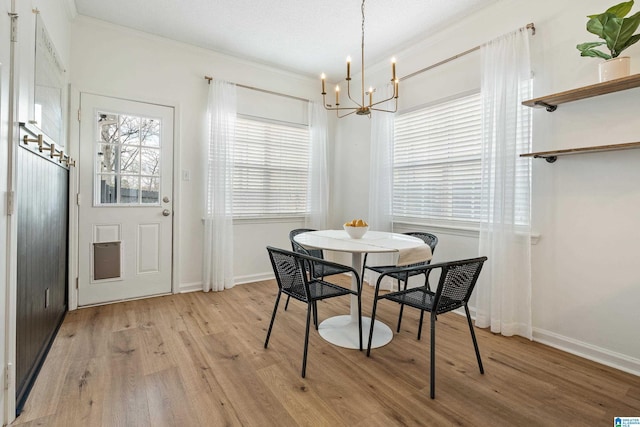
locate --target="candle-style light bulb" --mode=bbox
[346,56,352,80]
[335,85,340,105]
[391,57,397,80]
[369,86,373,106]
[321,73,326,94]
[394,78,399,98]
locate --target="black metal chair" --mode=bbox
[265,246,363,378]
[362,232,438,338]
[285,228,352,312]
[366,256,487,399]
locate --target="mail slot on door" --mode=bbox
[93,241,121,280]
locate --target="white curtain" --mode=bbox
[366,84,395,288]
[475,28,533,338]
[306,101,329,229]
[202,80,237,292]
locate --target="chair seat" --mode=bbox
[383,287,463,314]
[285,279,355,303]
[312,263,350,278]
[367,264,427,280]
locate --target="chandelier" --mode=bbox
[321,0,398,118]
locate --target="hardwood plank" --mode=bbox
[169,329,243,426]
[12,283,640,426]
[102,328,151,426]
[145,367,200,427]
[47,356,107,427]
[198,330,298,426]
[257,363,344,426]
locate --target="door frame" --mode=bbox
[68,88,181,309]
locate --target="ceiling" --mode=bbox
[73,0,499,79]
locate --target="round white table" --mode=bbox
[293,230,426,349]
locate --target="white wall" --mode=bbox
[70,18,322,290]
[334,0,640,374]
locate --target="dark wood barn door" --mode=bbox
[15,125,69,413]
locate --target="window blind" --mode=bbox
[393,92,483,223]
[233,116,309,217]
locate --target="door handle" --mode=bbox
[162,209,171,216]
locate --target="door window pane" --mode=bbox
[141,148,160,175]
[121,146,141,174]
[141,177,160,204]
[119,116,141,145]
[98,175,117,204]
[120,176,140,204]
[141,118,160,147]
[98,144,117,173]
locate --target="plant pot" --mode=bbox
[599,57,630,82]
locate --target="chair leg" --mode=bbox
[357,291,363,351]
[430,312,436,399]
[284,295,290,311]
[264,292,282,348]
[366,297,379,356]
[417,309,425,340]
[465,305,484,374]
[396,278,405,333]
[361,253,369,285]
[302,304,312,378]
[312,301,318,330]
[418,273,433,340]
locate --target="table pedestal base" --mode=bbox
[318,315,393,349]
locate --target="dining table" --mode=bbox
[293,229,431,349]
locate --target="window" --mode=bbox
[233,116,309,218]
[95,112,161,205]
[393,92,482,224]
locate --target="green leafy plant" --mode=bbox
[577,0,640,59]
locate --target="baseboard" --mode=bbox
[179,282,202,293]
[462,307,640,377]
[234,272,273,285]
[179,273,274,293]
[532,328,640,377]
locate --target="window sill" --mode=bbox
[393,219,540,244]
[394,219,480,238]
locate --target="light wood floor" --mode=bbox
[12,279,640,426]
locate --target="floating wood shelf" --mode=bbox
[520,141,640,163]
[522,73,640,112]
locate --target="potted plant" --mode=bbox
[576,0,640,81]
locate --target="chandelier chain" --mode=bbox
[361,0,366,106]
[361,0,365,53]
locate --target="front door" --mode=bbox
[78,94,174,306]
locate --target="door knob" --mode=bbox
[163,196,170,203]
[162,209,171,216]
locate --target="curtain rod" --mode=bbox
[204,76,309,103]
[400,23,535,82]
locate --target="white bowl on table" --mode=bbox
[343,225,369,239]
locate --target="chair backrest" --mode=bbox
[400,232,438,268]
[289,228,323,259]
[405,232,438,254]
[432,257,487,314]
[266,246,310,301]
